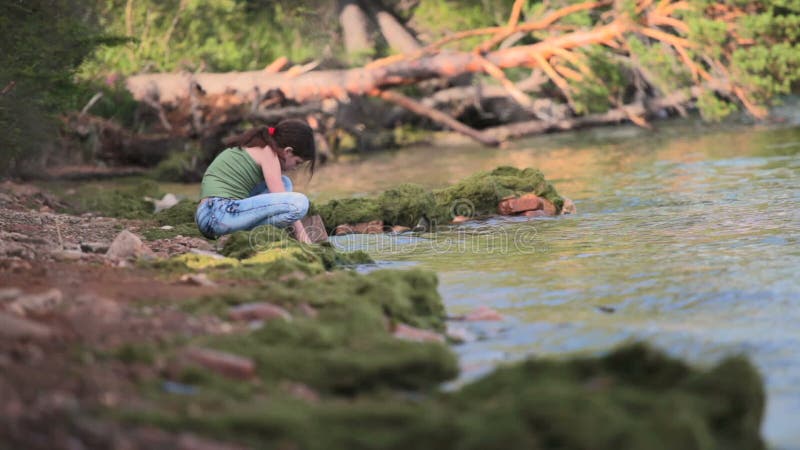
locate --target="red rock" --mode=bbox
[300,214,329,243]
[497,193,543,215]
[462,306,503,322]
[228,302,291,322]
[183,347,255,380]
[541,199,557,216]
[451,215,470,224]
[390,225,411,233]
[520,210,547,217]
[334,220,384,235]
[392,323,445,343]
[0,312,53,340]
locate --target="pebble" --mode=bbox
[0,312,53,339]
[183,347,256,380]
[180,273,218,287]
[459,306,503,322]
[228,302,291,322]
[392,323,445,343]
[11,288,63,314]
[105,230,154,260]
[451,215,470,224]
[0,288,22,302]
[80,242,110,253]
[52,249,83,261]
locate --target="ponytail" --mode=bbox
[223,119,316,177]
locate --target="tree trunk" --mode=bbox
[361,1,421,54]
[338,0,373,56]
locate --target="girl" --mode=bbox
[195,119,316,243]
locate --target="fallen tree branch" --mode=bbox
[373,89,501,147]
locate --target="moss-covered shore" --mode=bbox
[33,167,767,449]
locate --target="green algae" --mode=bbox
[313,166,565,232]
[124,343,765,450]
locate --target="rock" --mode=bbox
[296,302,318,318]
[445,324,476,344]
[392,323,445,343]
[560,197,577,215]
[160,225,174,230]
[180,273,218,287]
[183,347,256,380]
[228,302,291,322]
[282,382,320,403]
[334,220,384,235]
[105,230,154,260]
[460,306,503,322]
[52,249,83,261]
[497,193,543,215]
[69,294,123,324]
[300,214,329,243]
[451,215,470,224]
[11,288,63,314]
[541,198,557,216]
[0,312,53,339]
[189,248,227,259]
[595,305,616,314]
[80,242,110,253]
[390,225,412,233]
[0,288,22,302]
[520,210,547,217]
[147,193,181,213]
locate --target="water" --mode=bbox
[314,120,800,449]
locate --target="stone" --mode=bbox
[296,302,318,318]
[390,225,412,233]
[80,242,110,253]
[0,288,22,302]
[282,382,320,403]
[560,197,577,215]
[0,312,53,339]
[183,347,256,380]
[228,302,291,322]
[12,288,63,314]
[180,273,218,287]
[451,215,470,224]
[520,210,547,217]
[147,193,180,213]
[52,249,83,261]
[392,323,445,343]
[105,230,154,260]
[334,220,384,235]
[160,225,174,230]
[461,306,503,322]
[541,198,557,216]
[497,193,543,215]
[445,324,476,344]
[300,214,329,243]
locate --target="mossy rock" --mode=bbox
[313,166,565,232]
[125,343,765,450]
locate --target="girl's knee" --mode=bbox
[290,193,309,218]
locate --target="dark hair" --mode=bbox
[223,119,316,177]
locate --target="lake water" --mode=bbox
[313,118,800,449]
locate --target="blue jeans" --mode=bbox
[195,175,309,239]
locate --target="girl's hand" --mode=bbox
[292,220,312,244]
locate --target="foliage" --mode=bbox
[0,0,126,174]
[81,0,340,78]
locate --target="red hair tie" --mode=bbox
[268,127,276,136]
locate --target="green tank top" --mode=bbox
[200,147,263,199]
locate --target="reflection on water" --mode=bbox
[323,120,800,449]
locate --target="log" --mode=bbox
[125,21,627,105]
